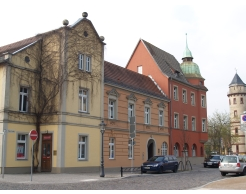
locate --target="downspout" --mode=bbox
[169,77,173,155]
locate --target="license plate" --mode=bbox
[144,167,150,169]
[207,162,212,165]
[224,164,232,167]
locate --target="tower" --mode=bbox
[228,73,246,154]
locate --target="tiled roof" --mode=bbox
[141,39,189,83]
[104,61,169,101]
[229,73,245,86]
[0,36,41,56]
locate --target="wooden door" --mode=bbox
[41,134,52,172]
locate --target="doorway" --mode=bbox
[147,139,155,159]
[41,134,52,172]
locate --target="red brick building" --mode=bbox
[126,38,208,163]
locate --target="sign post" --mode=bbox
[29,130,38,181]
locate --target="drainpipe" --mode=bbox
[169,77,173,155]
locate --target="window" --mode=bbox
[78,54,91,72]
[234,110,237,117]
[161,142,168,155]
[191,93,195,106]
[235,128,238,134]
[128,139,133,159]
[137,66,142,74]
[19,87,28,112]
[128,104,134,121]
[201,95,206,107]
[240,98,244,104]
[192,145,196,157]
[109,100,115,119]
[173,86,178,100]
[174,113,179,128]
[78,135,87,160]
[17,134,27,159]
[109,138,115,159]
[182,90,187,103]
[79,54,84,70]
[159,110,164,126]
[145,107,150,124]
[183,115,188,130]
[86,56,91,72]
[192,117,196,131]
[174,144,179,157]
[79,89,88,112]
[233,98,236,104]
[202,119,206,132]
[183,144,188,157]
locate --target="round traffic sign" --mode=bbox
[29,130,38,141]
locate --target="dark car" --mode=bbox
[141,155,179,174]
[204,155,224,168]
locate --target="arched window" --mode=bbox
[192,144,196,157]
[174,143,179,157]
[183,143,189,157]
[161,142,168,155]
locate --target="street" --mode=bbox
[0,166,236,190]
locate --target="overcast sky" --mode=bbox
[1,0,246,117]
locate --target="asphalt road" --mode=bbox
[0,166,237,190]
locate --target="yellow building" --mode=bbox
[0,12,105,173]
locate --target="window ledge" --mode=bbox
[78,111,90,114]
[109,158,115,160]
[78,159,88,161]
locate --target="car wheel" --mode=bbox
[158,166,163,174]
[172,165,178,173]
[240,168,246,176]
[221,172,226,176]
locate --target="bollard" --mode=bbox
[121,167,123,177]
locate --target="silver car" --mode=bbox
[219,155,246,176]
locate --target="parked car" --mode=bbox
[141,155,179,174]
[203,155,224,168]
[219,155,246,176]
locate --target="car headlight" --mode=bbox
[141,164,144,166]
[153,164,159,167]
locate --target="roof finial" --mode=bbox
[186,33,188,48]
[235,68,237,73]
[182,33,193,60]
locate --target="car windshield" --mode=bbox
[148,156,164,162]
[221,156,237,163]
[210,155,220,160]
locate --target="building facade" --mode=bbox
[0,12,105,173]
[126,38,208,164]
[103,61,170,169]
[228,73,246,154]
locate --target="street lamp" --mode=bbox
[99,120,106,177]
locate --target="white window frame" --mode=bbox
[202,119,206,132]
[161,142,168,155]
[191,93,195,106]
[192,117,196,131]
[137,66,142,74]
[17,134,27,160]
[174,144,179,157]
[192,145,196,157]
[173,86,178,100]
[174,113,179,128]
[109,138,115,159]
[128,103,134,122]
[159,110,164,126]
[183,115,188,130]
[145,107,150,124]
[201,95,206,107]
[182,89,187,103]
[79,54,84,70]
[79,88,88,113]
[19,87,28,112]
[128,139,133,159]
[78,135,87,160]
[109,100,115,119]
[86,56,91,72]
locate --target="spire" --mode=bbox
[182,33,193,60]
[229,72,245,86]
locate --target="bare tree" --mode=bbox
[8,23,103,170]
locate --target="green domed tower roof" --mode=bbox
[180,34,204,79]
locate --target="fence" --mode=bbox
[120,167,142,177]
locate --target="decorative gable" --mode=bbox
[143,97,152,105]
[106,88,120,97]
[157,101,166,109]
[126,93,137,102]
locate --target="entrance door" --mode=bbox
[41,134,52,172]
[147,139,155,159]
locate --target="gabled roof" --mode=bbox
[141,39,189,84]
[229,73,245,86]
[0,15,105,57]
[104,61,170,101]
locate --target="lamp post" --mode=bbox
[99,120,106,177]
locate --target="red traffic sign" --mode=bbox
[29,130,38,141]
